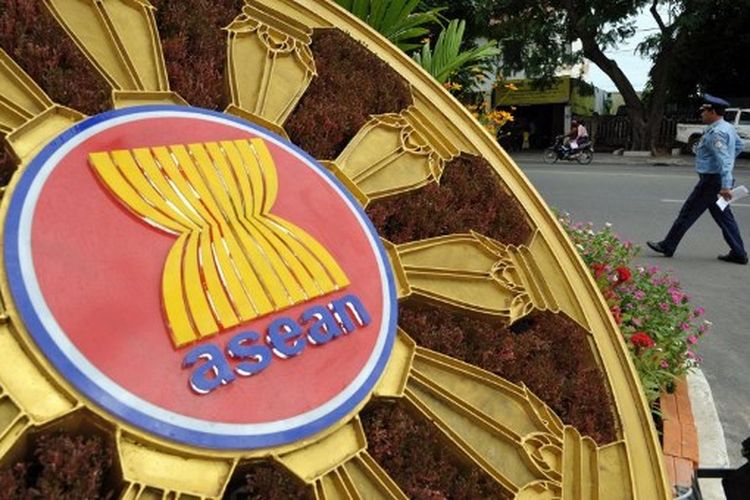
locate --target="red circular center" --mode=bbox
[30,115,386,423]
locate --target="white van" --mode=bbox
[675,108,750,154]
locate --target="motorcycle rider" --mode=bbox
[568,119,590,154]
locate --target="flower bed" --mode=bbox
[557,214,707,404]
[151,0,244,110]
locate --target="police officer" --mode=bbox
[647,94,747,264]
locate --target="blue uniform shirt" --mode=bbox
[695,118,744,188]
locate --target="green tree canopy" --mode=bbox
[660,0,750,104]
[424,0,690,151]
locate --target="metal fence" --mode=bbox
[588,115,697,151]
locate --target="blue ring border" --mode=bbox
[3,105,398,450]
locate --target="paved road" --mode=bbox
[511,152,749,466]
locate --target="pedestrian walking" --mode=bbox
[647,94,747,264]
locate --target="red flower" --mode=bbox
[610,305,622,325]
[630,332,655,349]
[591,263,606,277]
[616,266,632,283]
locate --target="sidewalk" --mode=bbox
[690,370,730,500]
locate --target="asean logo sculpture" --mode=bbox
[0,0,670,498]
[4,105,397,449]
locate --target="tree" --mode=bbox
[426,0,694,152]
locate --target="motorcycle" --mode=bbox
[543,135,594,164]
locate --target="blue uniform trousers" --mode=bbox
[662,173,747,257]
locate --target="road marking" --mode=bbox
[522,168,696,179]
[661,198,750,208]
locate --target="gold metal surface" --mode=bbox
[381,334,635,499]
[394,232,552,322]
[0,49,84,164]
[42,0,186,108]
[0,320,79,469]
[226,2,316,128]
[325,105,460,207]
[118,430,237,498]
[0,0,668,497]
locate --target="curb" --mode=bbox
[662,370,729,499]
[662,376,700,493]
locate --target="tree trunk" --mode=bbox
[644,22,684,154]
[577,34,649,150]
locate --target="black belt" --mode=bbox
[699,173,720,178]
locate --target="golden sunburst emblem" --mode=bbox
[0,0,668,498]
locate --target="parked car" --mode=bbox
[676,108,750,154]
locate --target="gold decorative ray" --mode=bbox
[42,0,186,108]
[0,49,84,164]
[0,322,78,460]
[323,105,460,207]
[383,231,588,329]
[276,417,408,499]
[373,331,635,499]
[89,138,349,347]
[117,431,236,499]
[226,2,316,128]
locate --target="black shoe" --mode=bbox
[717,253,749,264]
[647,240,673,257]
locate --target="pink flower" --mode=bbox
[687,335,698,345]
[670,291,683,305]
[680,322,691,331]
[660,360,669,369]
[659,303,670,312]
[694,307,705,317]
[634,290,645,300]
[631,317,643,327]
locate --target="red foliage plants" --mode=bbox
[285,28,413,160]
[367,154,533,247]
[0,0,111,183]
[361,402,510,500]
[397,302,617,445]
[0,432,113,500]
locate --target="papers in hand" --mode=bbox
[717,185,750,211]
